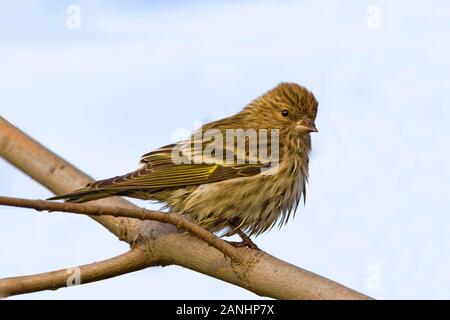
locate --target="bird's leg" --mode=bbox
[233,229,260,250]
[226,221,260,250]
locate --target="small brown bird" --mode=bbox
[50,83,318,248]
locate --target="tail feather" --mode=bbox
[48,188,119,203]
[48,169,156,203]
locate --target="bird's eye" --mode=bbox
[281,109,289,117]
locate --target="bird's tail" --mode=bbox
[48,177,124,203]
[48,188,118,203]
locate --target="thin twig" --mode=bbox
[0,248,149,298]
[0,196,242,262]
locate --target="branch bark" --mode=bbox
[0,249,149,298]
[0,116,371,300]
[0,196,242,262]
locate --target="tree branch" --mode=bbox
[0,249,149,298]
[0,196,242,262]
[0,116,371,300]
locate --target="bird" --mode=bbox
[49,82,318,249]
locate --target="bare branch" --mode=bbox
[0,249,150,298]
[0,116,140,243]
[0,116,371,300]
[0,196,242,262]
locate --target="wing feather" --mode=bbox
[56,136,274,200]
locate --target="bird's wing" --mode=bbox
[49,134,275,202]
[86,140,271,191]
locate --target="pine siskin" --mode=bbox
[50,83,318,248]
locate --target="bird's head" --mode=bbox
[242,82,318,136]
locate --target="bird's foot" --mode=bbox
[225,220,261,250]
[228,239,260,250]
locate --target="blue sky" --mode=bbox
[1,0,450,299]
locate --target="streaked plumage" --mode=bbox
[50,83,318,241]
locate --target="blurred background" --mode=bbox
[1,0,449,299]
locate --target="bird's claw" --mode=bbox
[228,239,260,250]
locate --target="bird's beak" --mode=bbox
[296,119,318,133]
